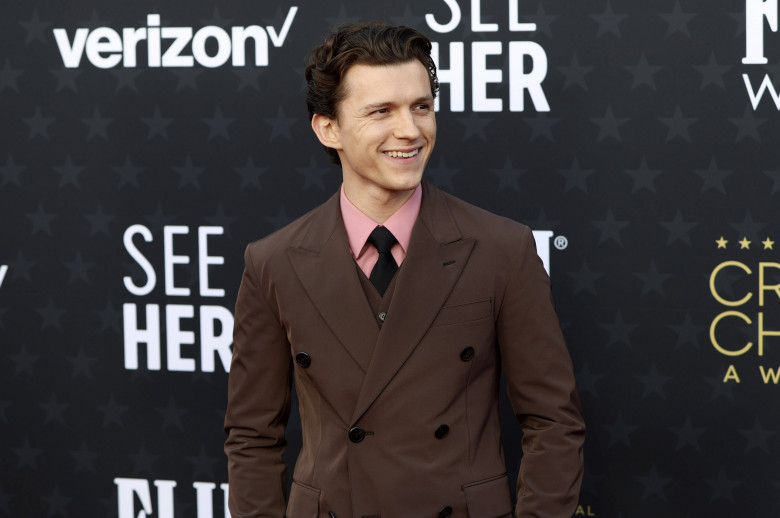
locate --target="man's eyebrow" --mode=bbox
[360,96,434,112]
[360,101,392,112]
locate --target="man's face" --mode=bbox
[330,61,436,198]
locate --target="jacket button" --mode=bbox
[438,506,453,518]
[348,426,366,443]
[460,346,475,362]
[434,424,449,439]
[295,352,311,368]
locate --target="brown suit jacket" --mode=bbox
[225,181,584,518]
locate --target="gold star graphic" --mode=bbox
[716,237,728,249]
[763,238,775,250]
[739,237,751,250]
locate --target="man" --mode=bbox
[225,22,584,518]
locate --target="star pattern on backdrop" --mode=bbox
[637,466,673,501]
[174,156,206,189]
[64,252,94,284]
[82,107,112,140]
[42,486,71,517]
[23,107,54,139]
[2,3,777,516]
[695,158,731,194]
[142,107,173,139]
[264,107,296,140]
[0,60,23,92]
[593,209,628,244]
[426,157,459,192]
[1,156,25,187]
[20,10,51,44]
[55,156,85,187]
[669,416,706,451]
[112,157,144,189]
[591,105,627,142]
[557,54,594,90]
[603,414,639,448]
[660,105,696,142]
[626,158,663,193]
[235,156,268,189]
[705,468,739,503]
[172,68,202,92]
[13,438,43,470]
[456,113,492,141]
[636,262,671,297]
[559,158,594,193]
[591,2,627,38]
[491,157,525,192]
[764,169,780,194]
[601,311,637,347]
[524,113,559,141]
[567,261,604,296]
[111,68,142,92]
[669,314,702,349]
[729,211,766,241]
[738,418,775,454]
[660,1,698,37]
[660,210,697,245]
[530,4,559,38]
[204,106,235,140]
[729,107,766,143]
[636,364,672,398]
[625,54,661,90]
[694,53,731,90]
[84,204,115,237]
[297,157,330,190]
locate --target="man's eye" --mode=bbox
[374,108,389,114]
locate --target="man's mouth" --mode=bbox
[384,148,420,158]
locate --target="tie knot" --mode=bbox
[368,226,397,254]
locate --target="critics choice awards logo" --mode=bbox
[709,234,780,384]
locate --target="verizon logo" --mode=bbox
[53,10,297,69]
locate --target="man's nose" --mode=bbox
[393,110,422,140]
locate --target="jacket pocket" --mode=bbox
[431,299,492,328]
[462,473,513,518]
[285,480,320,517]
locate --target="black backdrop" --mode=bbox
[2,0,780,516]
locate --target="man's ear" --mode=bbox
[311,114,343,151]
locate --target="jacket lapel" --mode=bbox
[350,183,475,424]
[287,193,378,373]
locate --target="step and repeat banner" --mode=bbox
[1,0,778,516]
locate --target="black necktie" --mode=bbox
[368,226,398,296]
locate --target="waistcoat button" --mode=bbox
[295,352,311,368]
[460,346,475,362]
[434,424,450,439]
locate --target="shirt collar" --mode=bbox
[339,183,422,259]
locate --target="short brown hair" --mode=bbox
[305,22,439,164]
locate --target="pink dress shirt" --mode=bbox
[339,184,422,279]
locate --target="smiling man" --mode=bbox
[225,22,585,518]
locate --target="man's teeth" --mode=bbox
[385,149,419,158]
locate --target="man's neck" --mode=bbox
[342,183,418,224]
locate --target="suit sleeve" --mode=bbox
[495,225,585,518]
[224,244,292,518]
